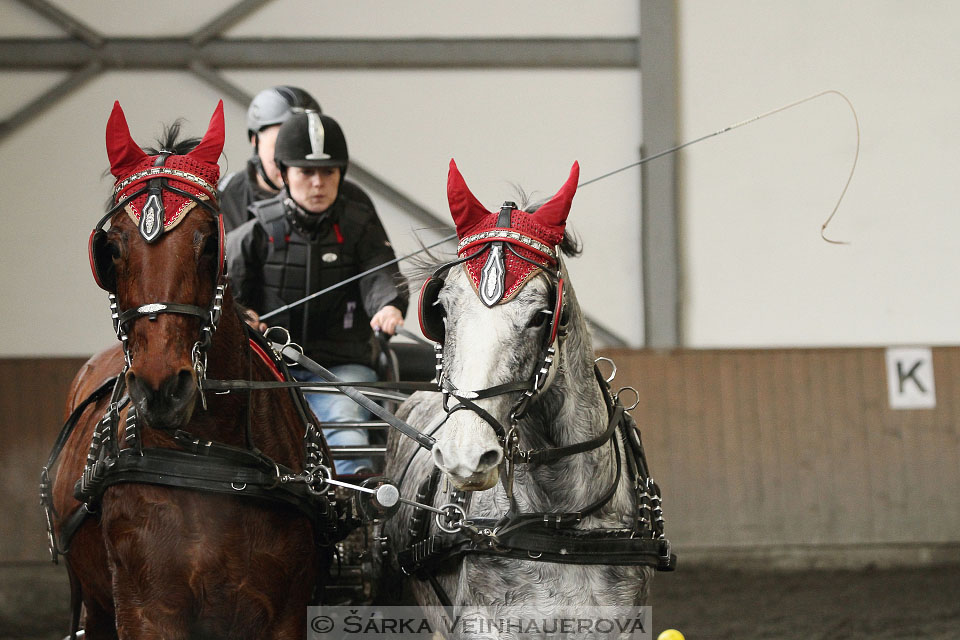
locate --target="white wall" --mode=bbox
[6,1,955,356]
[677,0,960,348]
[0,0,643,356]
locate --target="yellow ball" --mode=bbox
[658,630,685,640]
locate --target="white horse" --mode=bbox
[374,160,673,635]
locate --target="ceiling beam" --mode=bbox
[15,0,104,48]
[0,61,102,143]
[189,0,277,47]
[0,37,639,70]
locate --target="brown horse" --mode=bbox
[46,102,333,639]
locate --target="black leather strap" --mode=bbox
[42,376,118,473]
[201,378,436,393]
[98,448,324,519]
[399,529,674,577]
[277,344,437,451]
[525,402,622,465]
[117,302,208,327]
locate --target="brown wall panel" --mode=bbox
[599,347,960,555]
[0,358,89,562]
[3,348,960,564]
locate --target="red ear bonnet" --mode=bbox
[447,159,494,237]
[188,101,225,166]
[107,100,224,231]
[448,159,579,303]
[106,101,148,179]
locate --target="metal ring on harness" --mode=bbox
[595,356,617,383]
[264,325,292,349]
[267,460,282,490]
[615,386,640,411]
[231,482,247,491]
[435,503,467,534]
[305,464,331,496]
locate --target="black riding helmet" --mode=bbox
[273,111,349,178]
[246,86,322,138]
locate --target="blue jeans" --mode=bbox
[292,363,377,475]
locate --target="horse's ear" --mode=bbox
[530,161,579,235]
[447,159,493,237]
[106,101,148,179]
[188,100,225,165]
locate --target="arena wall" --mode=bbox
[5,347,959,566]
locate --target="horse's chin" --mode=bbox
[445,467,499,492]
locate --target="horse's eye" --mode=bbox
[200,235,218,260]
[527,310,552,329]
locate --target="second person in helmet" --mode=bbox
[226,111,408,475]
[219,85,374,232]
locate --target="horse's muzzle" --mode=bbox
[126,368,197,430]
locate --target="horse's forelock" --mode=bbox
[141,119,202,156]
[100,121,203,212]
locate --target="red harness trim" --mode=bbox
[248,339,284,382]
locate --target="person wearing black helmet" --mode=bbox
[226,111,407,475]
[218,85,374,232]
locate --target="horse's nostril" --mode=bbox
[163,369,195,400]
[479,450,501,469]
[432,448,445,467]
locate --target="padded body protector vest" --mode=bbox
[250,196,384,367]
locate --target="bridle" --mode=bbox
[88,152,227,403]
[418,202,569,452]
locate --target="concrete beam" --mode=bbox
[0,37,639,70]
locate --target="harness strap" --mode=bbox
[55,503,97,556]
[168,429,280,469]
[56,447,338,556]
[117,302,209,328]
[397,362,677,584]
[524,398,623,466]
[276,343,437,451]
[42,376,118,474]
[398,529,673,577]
[444,378,531,400]
[201,378,437,393]
[97,449,330,522]
[495,434,624,537]
[440,381,508,439]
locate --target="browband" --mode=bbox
[113,167,218,202]
[457,228,557,264]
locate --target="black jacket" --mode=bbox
[225,191,408,367]
[219,158,375,233]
